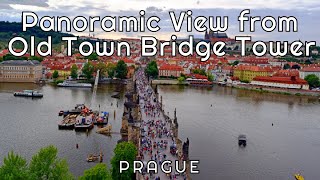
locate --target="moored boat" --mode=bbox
[75,113,94,131]
[186,78,213,86]
[58,104,86,117]
[94,111,109,125]
[57,81,92,88]
[58,114,77,129]
[75,123,94,131]
[86,152,103,162]
[13,90,43,98]
[238,134,247,147]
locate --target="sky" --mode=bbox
[0,0,319,43]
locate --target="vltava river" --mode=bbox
[0,83,125,177]
[158,85,320,180]
[0,83,320,179]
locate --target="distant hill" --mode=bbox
[0,21,74,51]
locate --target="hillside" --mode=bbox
[0,21,74,51]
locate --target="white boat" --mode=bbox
[13,90,43,98]
[57,81,92,88]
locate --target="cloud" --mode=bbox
[0,0,319,43]
[0,0,48,9]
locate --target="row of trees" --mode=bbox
[0,54,44,62]
[0,145,72,180]
[52,60,128,80]
[305,74,320,88]
[144,60,215,82]
[0,142,137,180]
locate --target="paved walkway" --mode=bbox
[136,69,184,180]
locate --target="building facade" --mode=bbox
[0,60,43,83]
[299,67,320,79]
[251,76,309,90]
[233,65,273,82]
[159,64,184,77]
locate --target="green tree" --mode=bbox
[29,145,73,180]
[283,64,291,70]
[177,76,185,84]
[232,61,239,66]
[106,63,116,78]
[192,69,200,74]
[291,64,301,70]
[193,69,206,76]
[82,62,95,80]
[3,54,28,61]
[111,142,137,180]
[87,52,98,60]
[0,152,31,180]
[305,59,312,65]
[80,163,111,180]
[29,56,44,62]
[208,74,214,81]
[145,60,159,78]
[199,69,207,76]
[305,74,320,88]
[95,62,107,78]
[70,64,78,79]
[115,60,128,79]
[52,70,59,79]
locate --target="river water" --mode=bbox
[0,83,320,179]
[158,85,320,180]
[0,83,125,177]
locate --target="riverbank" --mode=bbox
[152,79,320,97]
[157,85,320,179]
[152,79,188,85]
[232,83,320,97]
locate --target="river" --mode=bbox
[1,83,320,179]
[158,85,320,180]
[0,83,125,177]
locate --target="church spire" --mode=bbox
[205,30,209,40]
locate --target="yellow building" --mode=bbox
[49,69,71,77]
[233,65,273,82]
[0,60,42,83]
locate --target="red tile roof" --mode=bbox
[190,74,208,80]
[234,65,273,72]
[300,67,320,72]
[253,76,307,85]
[159,64,183,71]
[273,69,299,77]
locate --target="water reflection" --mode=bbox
[158,85,320,180]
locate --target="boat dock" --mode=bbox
[58,114,77,129]
[58,105,109,132]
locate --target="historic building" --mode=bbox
[159,64,184,77]
[233,65,273,82]
[0,60,42,83]
[299,66,320,79]
[251,76,309,90]
[204,31,235,44]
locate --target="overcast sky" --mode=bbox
[0,0,319,43]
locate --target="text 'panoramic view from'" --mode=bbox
[0,0,320,180]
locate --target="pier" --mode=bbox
[120,68,190,180]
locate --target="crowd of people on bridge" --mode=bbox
[136,69,183,180]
